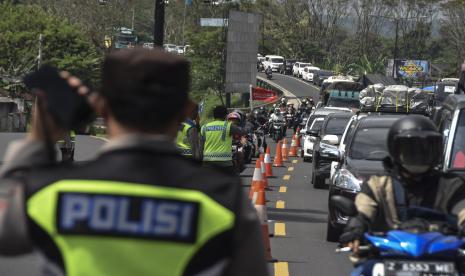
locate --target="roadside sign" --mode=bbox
[200,18,228,27]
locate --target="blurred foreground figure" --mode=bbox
[0,49,268,276]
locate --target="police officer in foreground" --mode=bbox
[342,115,465,254]
[176,103,203,161]
[0,49,268,276]
[201,106,245,174]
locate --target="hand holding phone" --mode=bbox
[23,65,95,130]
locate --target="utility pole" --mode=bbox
[369,14,427,79]
[154,0,165,47]
[393,19,399,79]
[38,34,43,69]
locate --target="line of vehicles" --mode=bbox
[293,73,465,274]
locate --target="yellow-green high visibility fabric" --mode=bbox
[27,180,235,276]
[201,121,232,162]
[176,122,193,156]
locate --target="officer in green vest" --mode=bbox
[176,104,202,161]
[201,106,244,173]
[0,49,268,276]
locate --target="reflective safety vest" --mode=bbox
[176,122,193,156]
[27,180,235,276]
[201,121,232,162]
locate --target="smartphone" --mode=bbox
[23,65,94,130]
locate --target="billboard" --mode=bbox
[386,59,430,79]
[224,11,261,94]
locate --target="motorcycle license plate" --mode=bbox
[384,261,456,276]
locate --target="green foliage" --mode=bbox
[0,3,101,96]
[186,28,224,103]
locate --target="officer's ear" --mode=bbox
[92,94,109,119]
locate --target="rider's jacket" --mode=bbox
[0,136,268,276]
[354,169,465,232]
[269,113,283,123]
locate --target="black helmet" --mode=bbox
[387,115,443,175]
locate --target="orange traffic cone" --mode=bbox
[289,134,298,157]
[259,154,269,188]
[264,147,274,177]
[282,138,289,161]
[249,159,265,199]
[296,127,302,148]
[273,141,284,167]
[253,190,275,262]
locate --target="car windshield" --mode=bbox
[350,127,389,160]
[271,58,283,63]
[300,63,311,67]
[310,120,324,130]
[327,98,360,109]
[324,117,350,135]
[451,110,465,169]
[306,115,324,129]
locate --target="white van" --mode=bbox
[263,55,284,72]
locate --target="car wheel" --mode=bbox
[303,157,312,162]
[326,215,342,242]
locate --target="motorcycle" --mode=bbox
[271,121,285,142]
[254,126,267,157]
[332,196,465,276]
[232,141,246,173]
[266,69,273,80]
[285,112,295,129]
[242,135,255,164]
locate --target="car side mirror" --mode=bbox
[330,195,358,217]
[307,129,319,136]
[322,134,339,145]
[320,143,340,161]
[300,129,307,135]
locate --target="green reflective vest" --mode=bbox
[176,122,193,156]
[27,180,235,276]
[201,121,232,162]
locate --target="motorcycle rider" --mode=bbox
[268,108,285,139]
[201,106,245,174]
[342,115,465,255]
[265,66,272,78]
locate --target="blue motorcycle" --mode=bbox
[332,196,465,276]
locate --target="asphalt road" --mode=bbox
[246,73,353,275]
[258,72,321,101]
[0,133,106,163]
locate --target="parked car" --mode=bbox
[263,55,284,72]
[176,45,185,55]
[280,59,296,75]
[313,70,334,86]
[326,114,405,242]
[300,107,350,162]
[163,44,178,53]
[293,62,312,77]
[310,112,353,189]
[433,95,465,180]
[302,66,320,82]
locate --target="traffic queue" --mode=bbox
[291,74,465,275]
